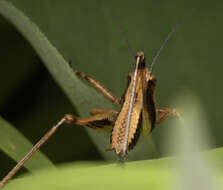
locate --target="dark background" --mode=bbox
[0,0,222,178]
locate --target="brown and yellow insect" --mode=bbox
[73,51,179,159]
[0,51,179,188]
[0,1,201,187]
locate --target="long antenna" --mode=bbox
[100,1,135,59]
[150,2,201,73]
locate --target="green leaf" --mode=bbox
[164,92,222,190]
[0,116,55,172]
[1,160,176,190]
[0,0,158,160]
[3,147,223,190]
[3,91,223,190]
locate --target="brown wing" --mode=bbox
[141,68,156,136]
[108,72,144,155]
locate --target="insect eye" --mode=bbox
[134,51,146,69]
[135,51,144,60]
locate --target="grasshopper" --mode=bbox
[0,51,179,188]
[73,51,179,158]
[0,1,200,188]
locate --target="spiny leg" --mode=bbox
[156,108,181,125]
[0,109,118,188]
[68,60,121,106]
[75,70,121,107]
[0,115,75,188]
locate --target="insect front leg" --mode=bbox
[155,108,181,125]
[75,71,122,106]
[69,60,121,106]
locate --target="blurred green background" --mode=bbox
[0,0,222,179]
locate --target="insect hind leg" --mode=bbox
[75,109,118,133]
[0,109,118,187]
[0,114,75,188]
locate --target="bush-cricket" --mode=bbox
[0,1,201,188]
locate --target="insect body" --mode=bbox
[0,51,179,188]
[0,0,200,187]
[73,52,179,159]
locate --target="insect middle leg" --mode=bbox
[156,108,181,125]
